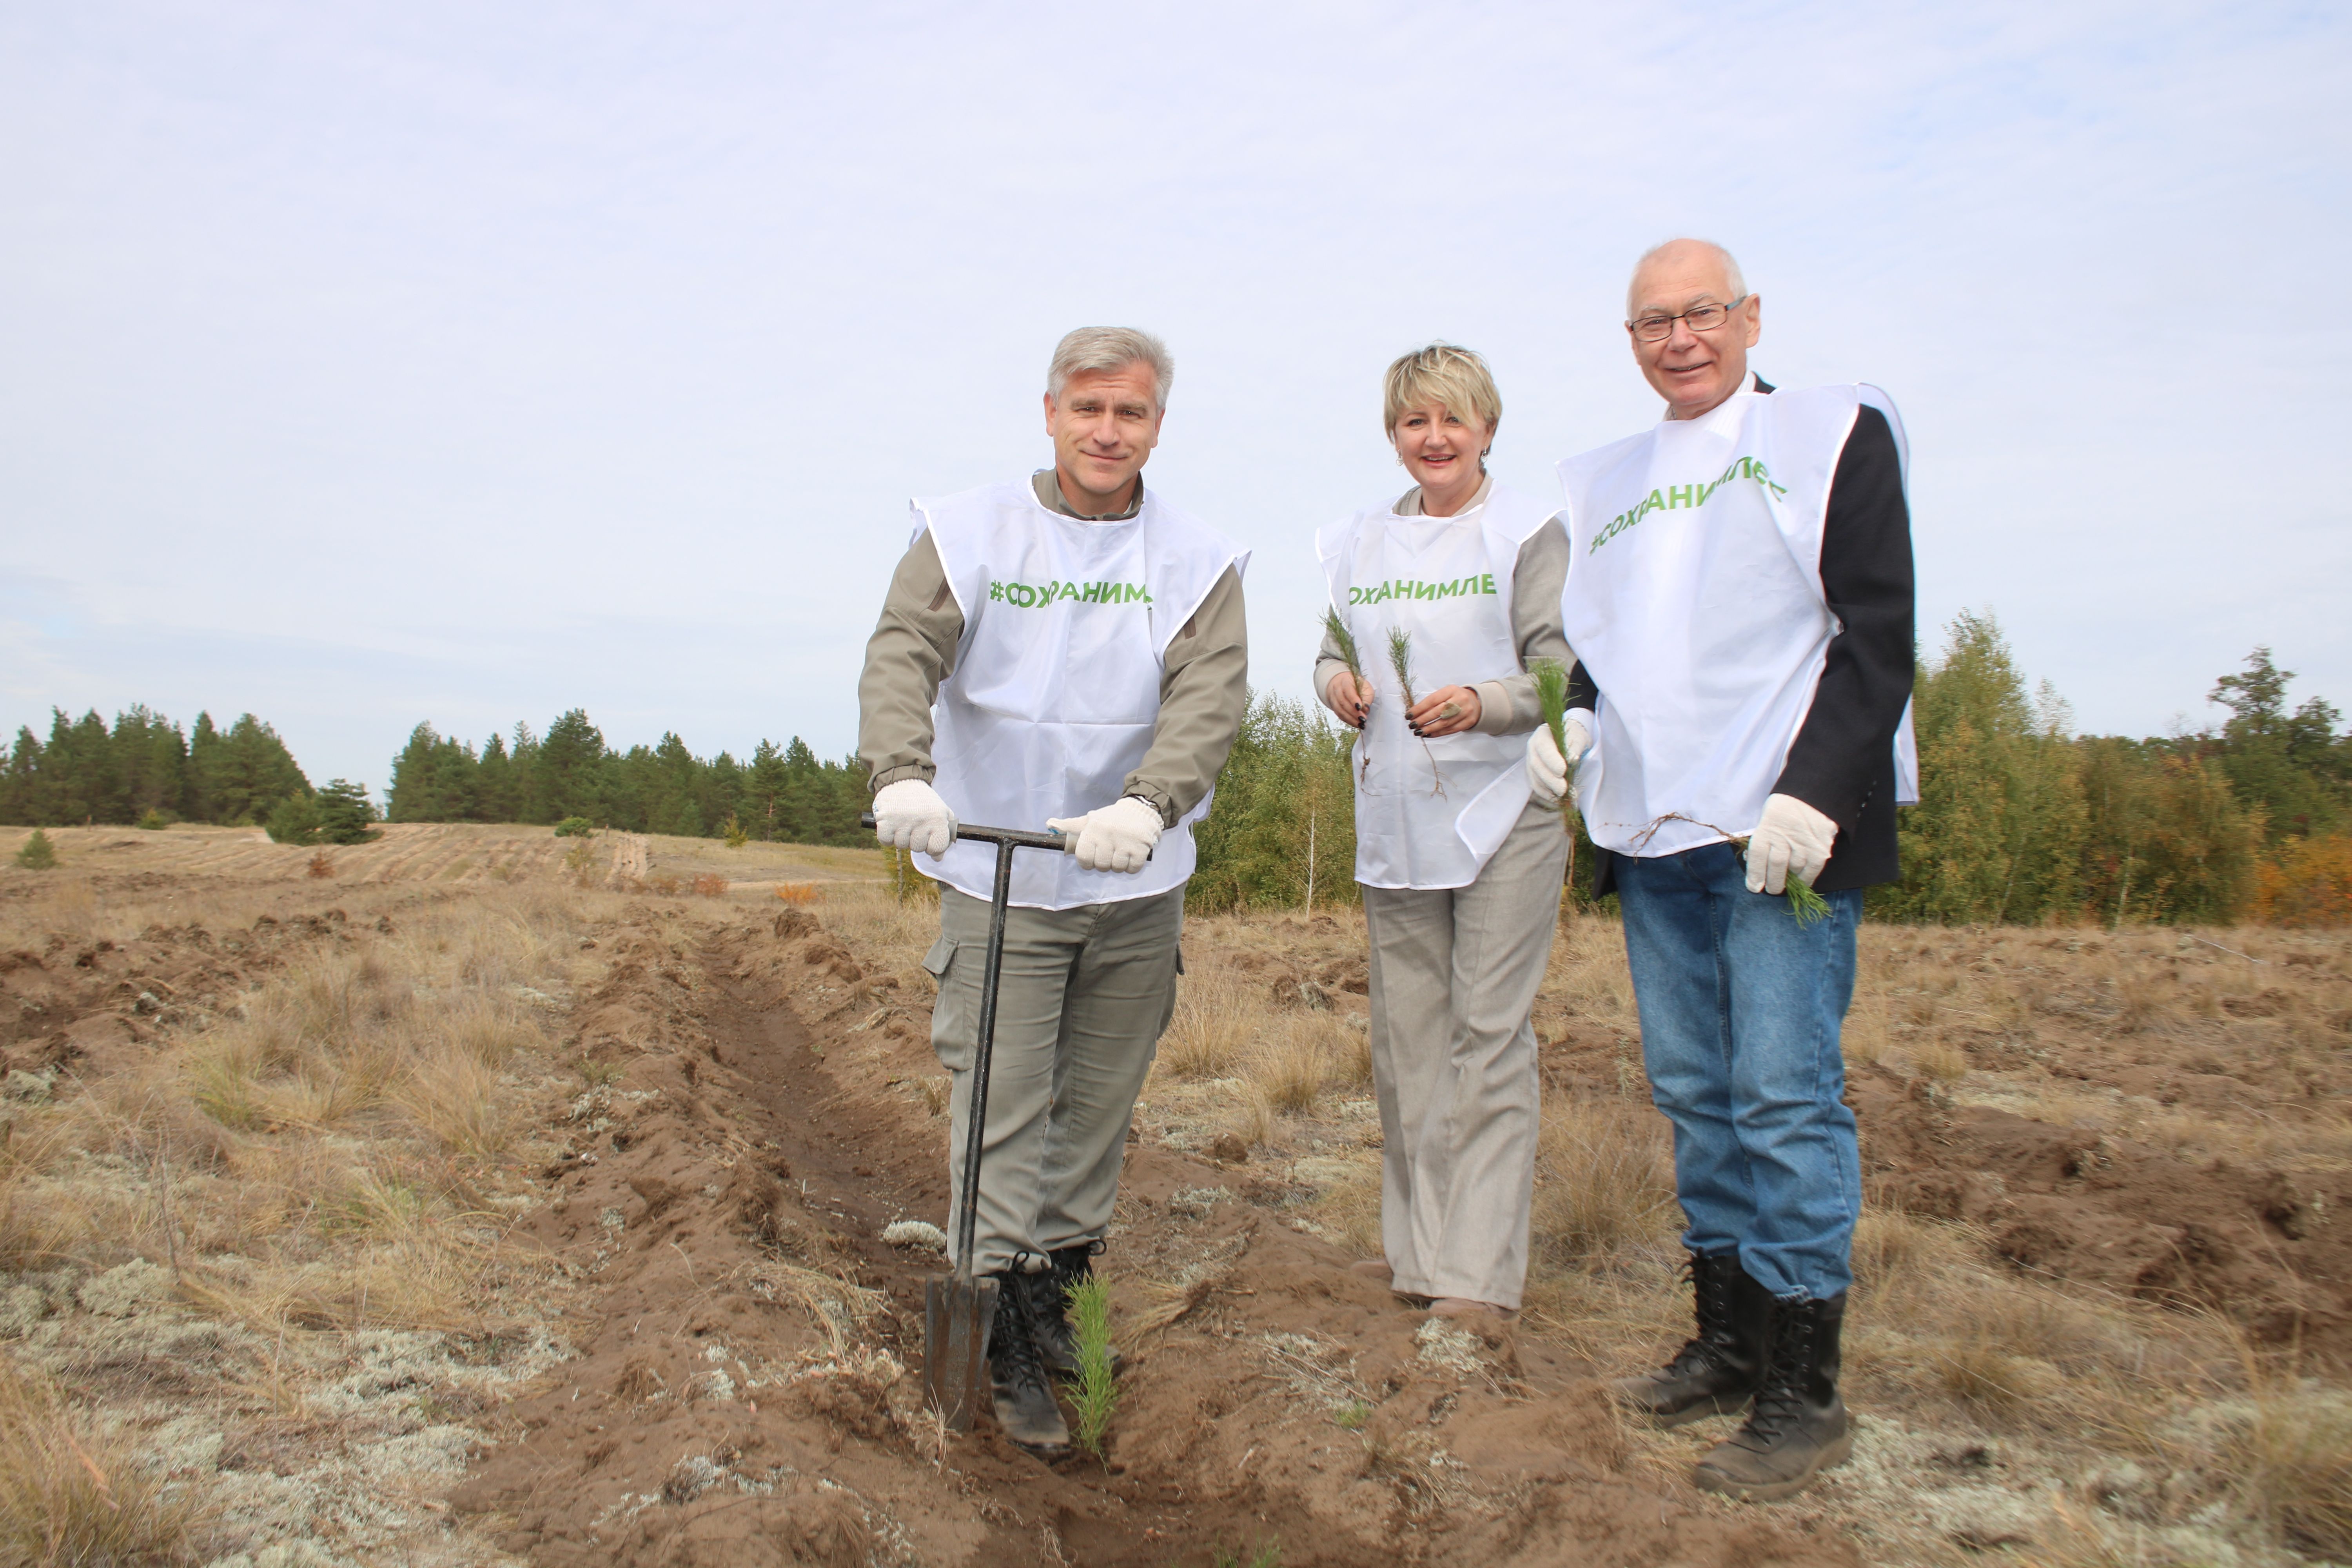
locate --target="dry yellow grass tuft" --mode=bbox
[1530,1098,1677,1267]
[0,1356,209,1566]
[1162,971,1256,1079]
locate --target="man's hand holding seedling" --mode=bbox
[1746,793,1836,895]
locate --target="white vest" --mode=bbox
[918,479,1246,911]
[1558,383,1917,860]
[1318,481,1552,889]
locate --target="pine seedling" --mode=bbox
[1629,813,1832,926]
[1385,626,1417,708]
[1386,628,1445,796]
[14,829,56,870]
[1321,606,1365,692]
[1782,873,1831,925]
[1323,606,1372,782]
[1531,659,1578,833]
[1062,1276,1119,1458]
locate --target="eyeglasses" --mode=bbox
[1627,296,1748,343]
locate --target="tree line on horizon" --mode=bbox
[0,708,311,829]
[5,624,2347,926]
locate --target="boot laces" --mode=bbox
[1742,1303,1818,1441]
[990,1263,1053,1394]
[1659,1256,1742,1378]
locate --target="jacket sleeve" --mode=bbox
[857,530,966,793]
[1771,405,1916,837]
[1124,564,1249,825]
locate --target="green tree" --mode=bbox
[1878,612,2086,924]
[1189,693,1358,914]
[15,828,57,869]
[533,710,607,824]
[314,779,380,844]
[2209,647,2346,842]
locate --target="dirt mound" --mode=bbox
[452,908,1853,1566]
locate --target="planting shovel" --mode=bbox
[860,813,1077,1430]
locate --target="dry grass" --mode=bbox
[1530,1098,1677,1268]
[1162,971,1256,1079]
[0,1356,209,1565]
[2222,1387,2352,1558]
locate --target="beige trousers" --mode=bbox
[925,884,1183,1275]
[1361,802,1569,1308]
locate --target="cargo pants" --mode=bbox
[924,883,1183,1276]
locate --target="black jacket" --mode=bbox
[1573,379,1916,895]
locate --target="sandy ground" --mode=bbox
[1,822,2346,1566]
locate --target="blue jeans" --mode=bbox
[1614,842,1862,1300]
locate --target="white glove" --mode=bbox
[1046,795,1162,874]
[1746,793,1837,895]
[1524,717,1592,807]
[872,779,958,859]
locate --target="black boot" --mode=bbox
[1693,1292,1851,1501]
[984,1267,1069,1455]
[1612,1251,1777,1427]
[1037,1241,1122,1377]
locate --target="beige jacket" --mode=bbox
[858,470,1249,827]
[1313,474,1573,735]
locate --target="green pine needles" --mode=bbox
[1782,873,1832,925]
[1321,606,1364,690]
[1062,1276,1118,1457]
[1532,659,1577,834]
[1385,626,1417,708]
[14,829,56,870]
[1385,628,1445,797]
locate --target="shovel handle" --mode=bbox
[858,813,1073,853]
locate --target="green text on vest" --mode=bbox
[1344,574,1499,606]
[1588,457,1789,554]
[988,579,1152,608]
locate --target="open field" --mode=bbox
[0,822,2346,1566]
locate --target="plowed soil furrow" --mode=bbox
[449,909,1855,1568]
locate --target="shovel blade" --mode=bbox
[923,1273,998,1432]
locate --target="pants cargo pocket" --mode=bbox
[922,935,975,1072]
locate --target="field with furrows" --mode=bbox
[1,822,2346,1567]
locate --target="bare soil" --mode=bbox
[2,823,2347,1566]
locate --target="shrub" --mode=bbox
[553,817,595,838]
[136,808,172,831]
[2254,833,2352,927]
[721,813,750,849]
[13,829,56,870]
[691,873,728,898]
[265,793,322,846]
[307,851,335,879]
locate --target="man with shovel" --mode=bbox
[858,326,1249,1453]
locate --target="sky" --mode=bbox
[4,1,2348,797]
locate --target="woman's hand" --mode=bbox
[1324,670,1374,729]
[1408,684,1482,738]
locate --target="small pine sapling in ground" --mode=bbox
[136,809,171,831]
[1062,1276,1119,1458]
[1385,627,1445,796]
[14,829,56,870]
[720,813,750,849]
[306,851,334,879]
[552,817,595,838]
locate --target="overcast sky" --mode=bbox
[4,2,2347,795]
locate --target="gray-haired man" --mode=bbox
[858,327,1249,1453]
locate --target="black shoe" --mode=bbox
[1611,1251,1777,1427]
[985,1266,1069,1455]
[1693,1292,1851,1501]
[1037,1241,1122,1377]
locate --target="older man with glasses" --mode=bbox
[1528,239,1915,1500]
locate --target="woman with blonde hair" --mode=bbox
[1314,343,1575,1322]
